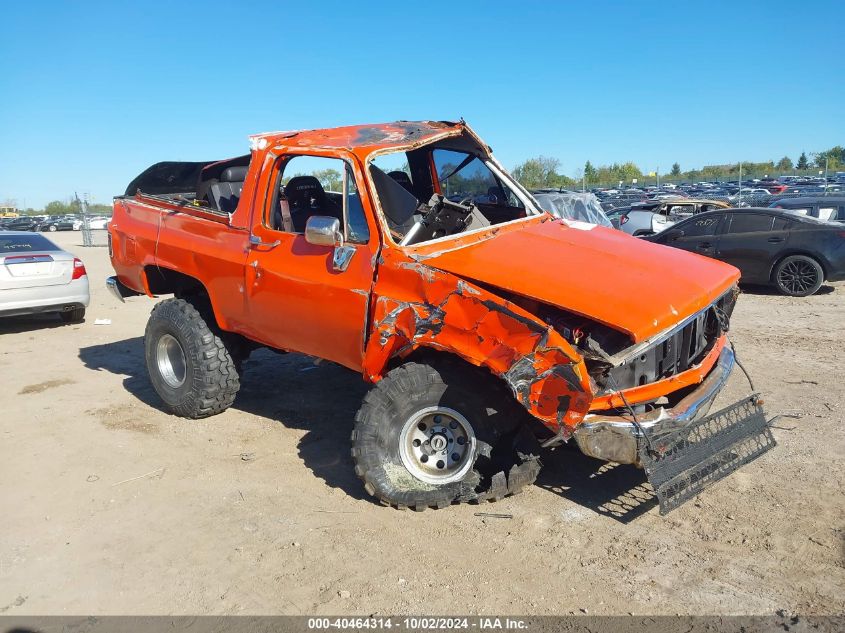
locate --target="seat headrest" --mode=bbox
[284,175,325,198]
[220,166,248,182]
[388,171,414,194]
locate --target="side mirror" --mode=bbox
[304,215,356,272]
[663,228,684,242]
[305,216,343,247]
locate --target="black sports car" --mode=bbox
[645,208,845,296]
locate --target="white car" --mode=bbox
[86,216,110,230]
[0,231,90,322]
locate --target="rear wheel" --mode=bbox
[351,358,541,510]
[48,225,57,232]
[60,307,85,322]
[144,298,240,418]
[774,255,823,297]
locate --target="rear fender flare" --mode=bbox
[141,265,226,329]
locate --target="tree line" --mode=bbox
[511,146,844,189]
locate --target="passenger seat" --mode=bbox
[208,166,248,213]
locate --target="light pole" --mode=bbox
[738,162,742,206]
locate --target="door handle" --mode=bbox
[767,237,784,243]
[249,234,281,249]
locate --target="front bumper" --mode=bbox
[574,345,735,465]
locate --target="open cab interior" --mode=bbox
[368,136,540,246]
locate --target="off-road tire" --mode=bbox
[182,294,253,371]
[351,358,542,510]
[60,307,85,322]
[144,298,240,418]
[773,255,824,297]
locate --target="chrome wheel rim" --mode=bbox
[399,407,476,485]
[156,333,187,388]
[778,260,818,294]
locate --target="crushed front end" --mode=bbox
[560,287,776,513]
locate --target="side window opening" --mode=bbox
[432,149,523,209]
[818,207,837,221]
[267,155,369,244]
[683,215,722,237]
[728,213,775,233]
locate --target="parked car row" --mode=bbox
[0,215,110,231]
[597,177,843,215]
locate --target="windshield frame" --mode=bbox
[364,144,545,250]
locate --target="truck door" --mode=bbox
[244,154,377,371]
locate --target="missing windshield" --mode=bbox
[369,143,531,246]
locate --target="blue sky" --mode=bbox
[0,0,842,209]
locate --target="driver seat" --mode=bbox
[283,176,340,232]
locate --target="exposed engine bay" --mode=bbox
[508,287,739,397]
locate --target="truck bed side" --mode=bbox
[110,194,250,332]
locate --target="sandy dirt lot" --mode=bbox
[1,230,843,616]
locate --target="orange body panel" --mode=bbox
[110,120,741,435]
[416,218,739,343]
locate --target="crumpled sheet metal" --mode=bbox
[362,251,593,432]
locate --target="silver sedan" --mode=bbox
[0,231,90,322]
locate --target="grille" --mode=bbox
[602,289,737,393]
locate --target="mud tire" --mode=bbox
[144,298,240,418]
[351,358,542,510]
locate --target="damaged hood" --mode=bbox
[419,219,740,343]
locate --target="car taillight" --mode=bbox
[620,215,629,225]
[71,258,87,280]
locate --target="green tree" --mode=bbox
[44,200,78,215]
[312,168,342,191]
[512,156,562,189]
[797,152,809,170]
[670,162,681,177]
[814,146,843,169]
[776,156,793,171]
[583,160,596,181]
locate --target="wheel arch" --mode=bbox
[142,265,227,329]
[362,257,594,434]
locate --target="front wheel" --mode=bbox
[351,359,541,510]
[144,298,241,418]
[49,225,57,232]
[774,255,823,297]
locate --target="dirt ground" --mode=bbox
[1,230,843,616]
